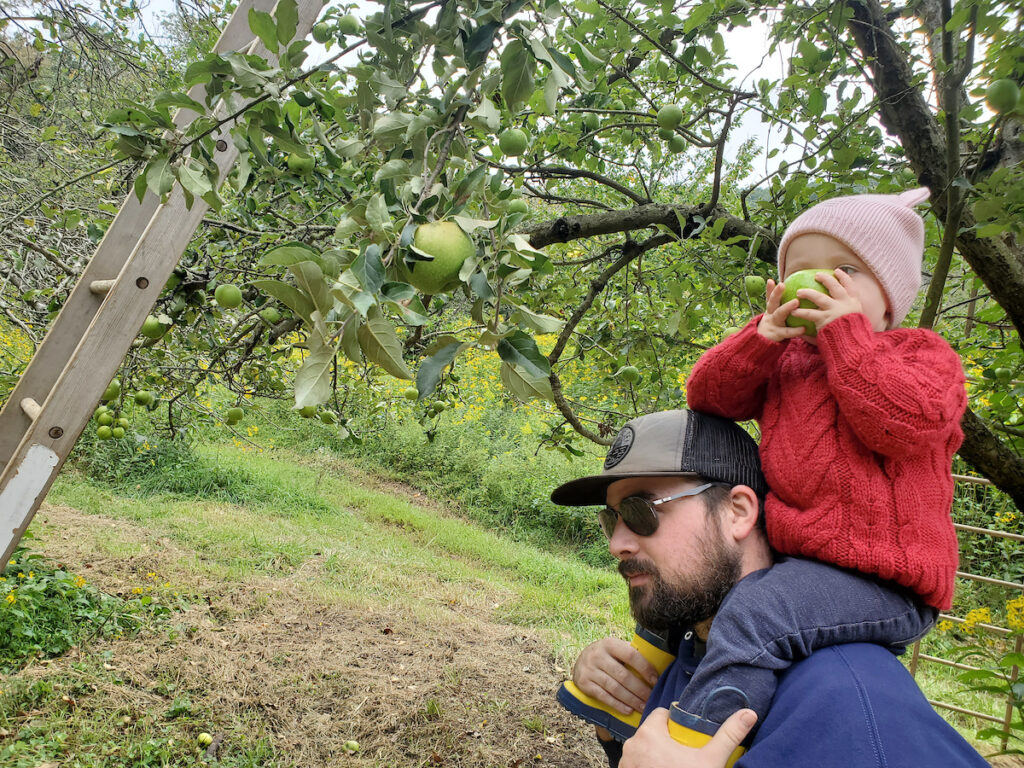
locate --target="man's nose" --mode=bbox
[608,517,640,559]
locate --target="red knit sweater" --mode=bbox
[687,313,967,610]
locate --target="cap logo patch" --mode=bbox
[604,426,635,469]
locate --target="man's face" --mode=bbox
[605,476,741,631]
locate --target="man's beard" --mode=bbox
[619,527,741,632]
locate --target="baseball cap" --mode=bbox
[550,410,768,506]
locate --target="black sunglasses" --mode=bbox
[598,482,728,539]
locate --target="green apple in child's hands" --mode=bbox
[781,269,832,337]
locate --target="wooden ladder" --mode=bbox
[0,0,323,569]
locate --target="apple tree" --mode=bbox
[2,0,1023,511]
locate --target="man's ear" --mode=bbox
[724,485,761,542]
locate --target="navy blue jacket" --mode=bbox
[626,637,990,767]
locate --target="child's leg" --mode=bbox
[675,557,936,728]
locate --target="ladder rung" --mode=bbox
[19,399,42,421]
[89,279,117,295]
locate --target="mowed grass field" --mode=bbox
[0,444,629,767]
[0,441,1014,766]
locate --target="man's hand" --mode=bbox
[621,707,757,768]
[572,637,658,716]
[789,269,862,332]
[757,279,806,342]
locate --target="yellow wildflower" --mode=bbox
[1007,595,1024,632]
[962,607,992,635]
[5,593,14,604]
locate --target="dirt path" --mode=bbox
[22,502,607,767]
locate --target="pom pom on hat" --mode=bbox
[777,188,930,327]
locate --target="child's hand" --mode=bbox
[789,269,863,333]
[756,279,807,342]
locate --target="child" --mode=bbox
[673,187,968,741]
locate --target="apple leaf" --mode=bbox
[145,154,174,199]
[340,312,363,364]
[508,302,564,334]
[351,244,385,294]
[365,193,393,234]
[416,338,462,398]
[259,242,319,268]
[500,41,536,111]
[274,0,298,45]
[175,160,213,201]
[248,8,279,54]
[251,279,315,326]
[357,308,412,379]
[500,361,554,401]
[294,343,334,408]
[497,330,551,378]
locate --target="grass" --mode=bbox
[2,442,633,766]
[52,443,627,639]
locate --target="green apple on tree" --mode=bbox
[311,22,332,44]
[134,391,155,406]
[299,405,317,418]
[507,199,529,214]
[260,306,281,324]
[101,379,121,402]
[617,365,641,384]
[986,79,1020,115]
[97,425,113,440]
[337,14,361,35]
[286,153,314,175]
[744,275,767,299]
[781,269,831,336]
[667,135,687,153]
[656,104,683,130]
[994,367,1012,384]
[403,386,420,401]
[140,315,166,339]
[214,283,243,309]
[111,426,125,439]
[498,128,528,156]
[407,221,475,295]
[97,412,114,426]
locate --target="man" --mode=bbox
[551,409,988,768]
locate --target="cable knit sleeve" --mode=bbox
[816,313,966,458]
[686,316,788,421]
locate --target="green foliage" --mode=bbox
[70,429,255,503]
[941,598,1024,754]
[0,541,170,673]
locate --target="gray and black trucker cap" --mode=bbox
[550,410,767,506]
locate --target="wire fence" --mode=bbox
[908,473,1024,751]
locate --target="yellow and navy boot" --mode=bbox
[667,687,751,768]
[556,626,675,741]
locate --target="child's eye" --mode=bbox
[837,265,858,275]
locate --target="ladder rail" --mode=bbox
[0,0,324,569]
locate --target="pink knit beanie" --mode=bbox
[776,187,930,327]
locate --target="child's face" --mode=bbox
[783,233,891,331]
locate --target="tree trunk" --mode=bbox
[847,0,1024,509]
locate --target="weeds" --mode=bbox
[0,538,178,673]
